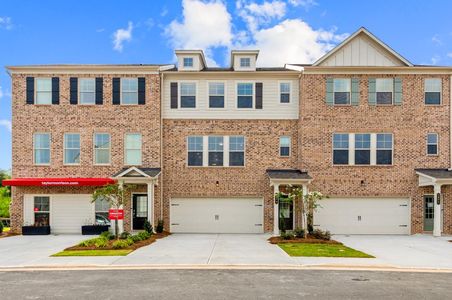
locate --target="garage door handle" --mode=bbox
[171,204,179,206]
[171,223,179,226]
[255,204,263,207]
[399,204,408,207]
[399,225,408,227]
[255,224,262,226]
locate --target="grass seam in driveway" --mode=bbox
[52,249,133,257]
[278,243,374,258]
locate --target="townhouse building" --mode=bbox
[4,27,452,237]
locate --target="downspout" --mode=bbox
[160,71,164,221]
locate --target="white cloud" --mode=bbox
[432,34,442,46]
[161,7,168,17]
[0,85,11,99]
[0,86,3,98]
[96,28,105,33]
[112,22,133,52]
[0,120,11,132]
[288,0,317,9]
[447,52,452,58]
[237,0,286,32]
[431,55,440,65]
[0,17,13,30]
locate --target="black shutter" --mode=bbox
[69,77,78,105]
[51,77,60,105]
[112,78,120,105]
[95,77,103,105]
[26,77,34,104]
[138,77,146,105]
[170,82,178,109]
[255,82,263,109]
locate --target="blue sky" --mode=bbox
[0,0,451,170]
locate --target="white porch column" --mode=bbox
[117,180,124,234]
[147,181,154,230]
[273,183,280,236]
[433,184,442,237]
[302,184,308,231]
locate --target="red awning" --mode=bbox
[2,178,116,187]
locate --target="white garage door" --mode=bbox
[314,197,410,235]
[170,198,264,233]
[51,194,94,234]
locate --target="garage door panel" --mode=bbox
[51,195,94,234]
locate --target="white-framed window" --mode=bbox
[180,82,196,108]
[64,133,80,165]
[35,78,52,104]
[125,133,142,165]
[94,133,111,165]
[121,78,138,105]
[376,78,394,105]
[376,134,393,165]
[34,196,50,226]
[187,136,203,166]
[95,197,110,225]
[79,78,95,104]
[240,57,251,67]
[237,82,253,108]
[427,133,438,155]
[425,79,441,105]
[183,57,193,68]
[333,133,349,165]
[333,78,351,105]
[33,133,50,165]
[280,82,291,103]
[208,136,224,166]
[354,134,371,165]
[229,136,245,166]
[279,136,291,157]
[208,82,225,108]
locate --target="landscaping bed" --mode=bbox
[269,236,340,245]
[52,249,133,257]
[279,243,374,258]
[0,227,18,239]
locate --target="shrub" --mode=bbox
[281,232,295,240]
[100,231,115,240]
[94,238,108,248]
[112,239,130,249]
[130,234,143,243]
[144,221,153,234]
[119,231,131,240]
[78,237,107,247]
[156,220,164,233]
[311,229,331,240]
[293,227,305,238]
[0,221,3,234]
[137,231,151,240]
[126,238,135,246]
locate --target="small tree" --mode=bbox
[92,183,135,239]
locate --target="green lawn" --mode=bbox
[278,243,374,258]
[52,249,133,257]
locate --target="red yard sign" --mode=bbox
[108,209,124,220]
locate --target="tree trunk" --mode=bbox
[115,220,119,239]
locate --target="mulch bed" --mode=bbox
[268,236,340,245]
[66,232,170,251]
[0,231,18,239]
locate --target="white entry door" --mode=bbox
[314,197,410,235]
[170,198,264,233]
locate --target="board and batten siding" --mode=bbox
[162,74,299,119]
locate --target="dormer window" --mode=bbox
[183,57,194,68]
[240,57,251,68]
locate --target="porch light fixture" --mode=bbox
[437,193,441,205]
[216,181,219,187]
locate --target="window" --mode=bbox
[33,133,50,165]
[125,133,142,165]
[183,57,194,67]
[94,133,111,165]
[333,79,351,105]
[34,196,49,226]
[79,78,95,104]
[376,78,394,105]
[354,134,371,165]
[209,82,225,108]
[280,136,291,157]
[376,134,393,165]
[187,136,203,166]
[333,134,349,165]
[95,197,110,225]
[64,133,80,165]
[280,82,290,103]
[427,133,438,155]
[180,82,196,108]
[36,78,52,104]
[240,57,251,67]
[425,79,441,105]
[237,83,253,108]
[121,78,138,104]
[208,136,223,166]
[229,136,245,166]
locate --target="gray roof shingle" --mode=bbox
[415,168,452,179]
[266,169,312,180]
[113,167,161,178]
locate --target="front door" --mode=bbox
[424,195,434,231]
[279,199,294,231]
[132,194,148,230]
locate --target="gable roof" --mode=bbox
[313,27,413,67]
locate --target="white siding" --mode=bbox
[177,54,203,71]
[233,54,257,71]
[23,195,34,226]
[163,74,299,119]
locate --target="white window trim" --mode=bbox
[178,80,198,109]
[33,132,51,166]
[424,78,442,105]
[124,133,142,166]
[33,196,50,226]
[79,78,96,105]
[63,133,81,166]
[427,133,439,156]
[228,135,246,167]
[207,135,225,167]
[206,80,227,110]
[279,136,291,157]
[278,81,292,104]
[332,133,350,166]
[235,81,255,109]
[93,133,111,166]
[375,133,394,165]
[375,78,394,105]
[354,133,371,165]
[183,57,194,68]
[120,78,139,105]
[35,77,52,105]
[333,78,351,106]
[240,57,251,68]
[186,136,204,167]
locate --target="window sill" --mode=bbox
[34,164,51,167]
[332,164,394,167]
[63,164,81,166]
